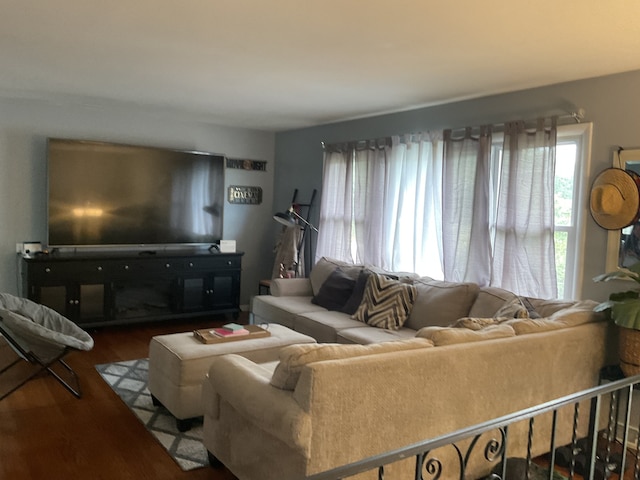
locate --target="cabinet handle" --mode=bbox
[97,266,103,271]
[165,263,171,268]
[124,265,129,270]
[189,262,194,267]
[45,267,51,273]
[227,261,232,265]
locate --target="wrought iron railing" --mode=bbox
[306,371,640,480]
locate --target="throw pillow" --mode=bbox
[507,300,604,335]
[339,268,372,315]
[493,297,529,319]
[311,267,356,311]
[519,296,541,319]
[450,317,500,330]
[309,257,362,296]
[351,273,417,330]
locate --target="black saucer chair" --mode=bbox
[0,293,94,400]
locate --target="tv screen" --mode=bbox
[47,138,225,248]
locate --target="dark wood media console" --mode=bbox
[21,251,243,327]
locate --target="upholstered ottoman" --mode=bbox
[148,323,315,431]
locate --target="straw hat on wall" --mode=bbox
[590,168,640,230]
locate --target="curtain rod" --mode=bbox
[321,108,586,150]
[487,108,585,130]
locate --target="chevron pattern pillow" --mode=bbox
[352,273,417,330]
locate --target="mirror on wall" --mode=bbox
[605,148,640,271]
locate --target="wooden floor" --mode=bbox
[0,314,245,480]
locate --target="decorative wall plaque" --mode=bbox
[226,158,267,171]
[227,186,263,205]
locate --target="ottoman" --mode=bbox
[148,323,315,431]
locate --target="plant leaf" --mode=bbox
[593,268,640,284]
[611,299,640,329]
[610,290,640,302]
[594,300,615,312]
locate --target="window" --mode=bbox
[318,123,592,300]
[553,124,592,298]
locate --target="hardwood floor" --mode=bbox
[0,314,245,480]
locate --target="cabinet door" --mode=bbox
[78,283,108,322]
[30,282,106,323]
[37,285,69,316]
[205,273,240,310]
[181,277,206,312]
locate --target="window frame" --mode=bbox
[550,123,592,299]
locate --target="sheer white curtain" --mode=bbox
[315,141,391,266]
[491,119,558,298]
[317,119,557,297]
[387,133,443,277]
[315,147,354,262]
[442,127,493,284]
[316,135,443,276]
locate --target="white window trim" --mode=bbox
[562,122,593,299]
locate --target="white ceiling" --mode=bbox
[2,1,640,131]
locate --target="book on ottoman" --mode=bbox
[193,324,271,344]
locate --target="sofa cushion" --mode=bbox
[309,257,362,296]
[251,295,326,329]
[352,273,417,330]
[311,267,356,311]
[295,311,364,343]
[506,300,603,335]
[468,286,518,318]
[404,278,480,330]
[337,326,417,344]
[270,338,432,390]
[416,324,516,346]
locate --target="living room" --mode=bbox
[2,1,640,479]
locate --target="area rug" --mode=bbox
[95,358,208,471]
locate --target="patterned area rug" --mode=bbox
[95,358,207,471]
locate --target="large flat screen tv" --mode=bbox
[47,138,225,249]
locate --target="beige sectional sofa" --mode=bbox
[202,257,616,480]
[252,257,584,344]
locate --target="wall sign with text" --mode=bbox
[226,158,267,171]
[227,186,263,205]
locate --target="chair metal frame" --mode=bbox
[0,322,83,401]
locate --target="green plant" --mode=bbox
[593,262,640,330]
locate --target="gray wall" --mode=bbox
[274,69,640,302]
[0,97,276,307]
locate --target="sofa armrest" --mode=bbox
[270,278,314,297]
[207,354,312,454]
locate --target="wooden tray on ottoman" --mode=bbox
[193,324,271,344]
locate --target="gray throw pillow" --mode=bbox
[311,267,356,311]
[339,269,372,315]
